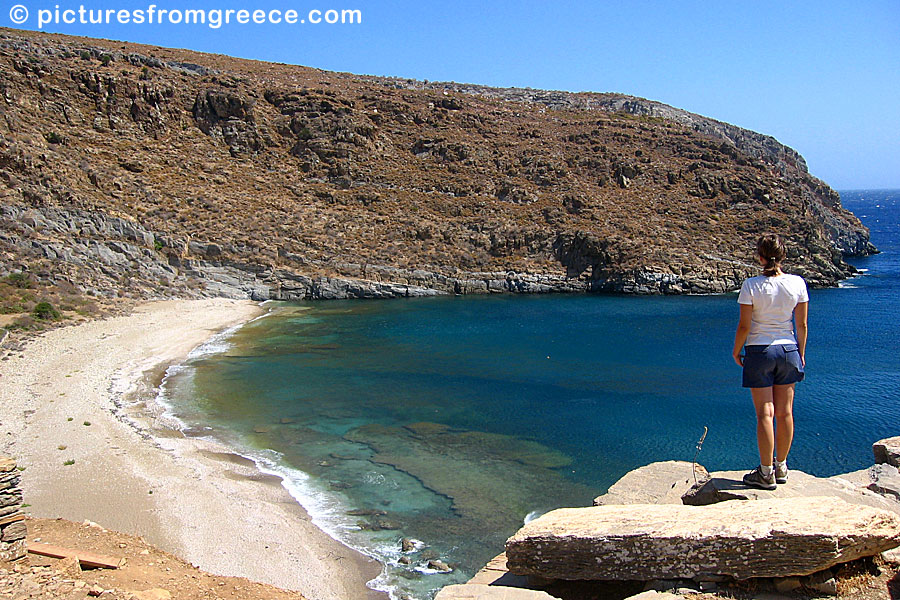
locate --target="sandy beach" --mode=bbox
[0,297,385,600]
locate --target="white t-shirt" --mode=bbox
[737,273,809,346]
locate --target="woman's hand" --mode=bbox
[794,301,808,369]
[732,303,753,368]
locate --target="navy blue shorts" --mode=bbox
[742,344,805,388]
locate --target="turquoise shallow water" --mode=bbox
[160,190,900,600]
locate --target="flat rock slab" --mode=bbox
[506,496,900,581]
[467,553,531,588]
[830,468,871,488]
[681,469,900,515]
[874,437,900,468]
[594,461,707,506]
[434,584,556,600]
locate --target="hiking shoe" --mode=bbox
[742,465,777,490]
[774,462,788,484]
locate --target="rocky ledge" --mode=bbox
[506,497,900,581]
[438,436,900,600]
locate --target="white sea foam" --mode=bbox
[362,470,401,489]
[524,510,544,524]
[414,565,446,575]
[186,322,243,358]
[249,302,275,322]
[234,451,409,599]
[152,317,257,429]
[400,538,425,552]
[149,361,195,430]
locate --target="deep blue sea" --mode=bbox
[161,189,899,600]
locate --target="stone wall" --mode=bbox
[0,457,25,562]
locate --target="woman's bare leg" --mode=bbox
[751,387,775,466]
[773,383,795,462]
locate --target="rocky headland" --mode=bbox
[0,27,876,329]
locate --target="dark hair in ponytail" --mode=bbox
[757,234,786,276]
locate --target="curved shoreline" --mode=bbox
[0,297,385,600]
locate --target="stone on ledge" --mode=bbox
[867,464,900,501]
[805,569,837,595]
[434,584,556,599]
[773,576,802,593]
[593,461,707,506]
[505,497,900,581]
[874,437,900,468]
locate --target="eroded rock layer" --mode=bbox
[505,497,900,581]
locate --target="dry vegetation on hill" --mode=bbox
[0,27,875,326]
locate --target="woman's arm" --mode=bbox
[732,303,753,367]
[794,301,808,366]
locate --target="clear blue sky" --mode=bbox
[8,0,899,189]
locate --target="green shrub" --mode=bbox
[80,50,91,60]
[99,53,112,66]
[32,301,61,321]
[44,132,64,145]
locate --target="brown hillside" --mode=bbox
[0,28,875,312]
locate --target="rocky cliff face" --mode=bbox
[0,28,874,304]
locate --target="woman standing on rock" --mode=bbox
[732,234,809,490]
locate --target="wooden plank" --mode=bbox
[26,542,122,569]
[0,512,24,526]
